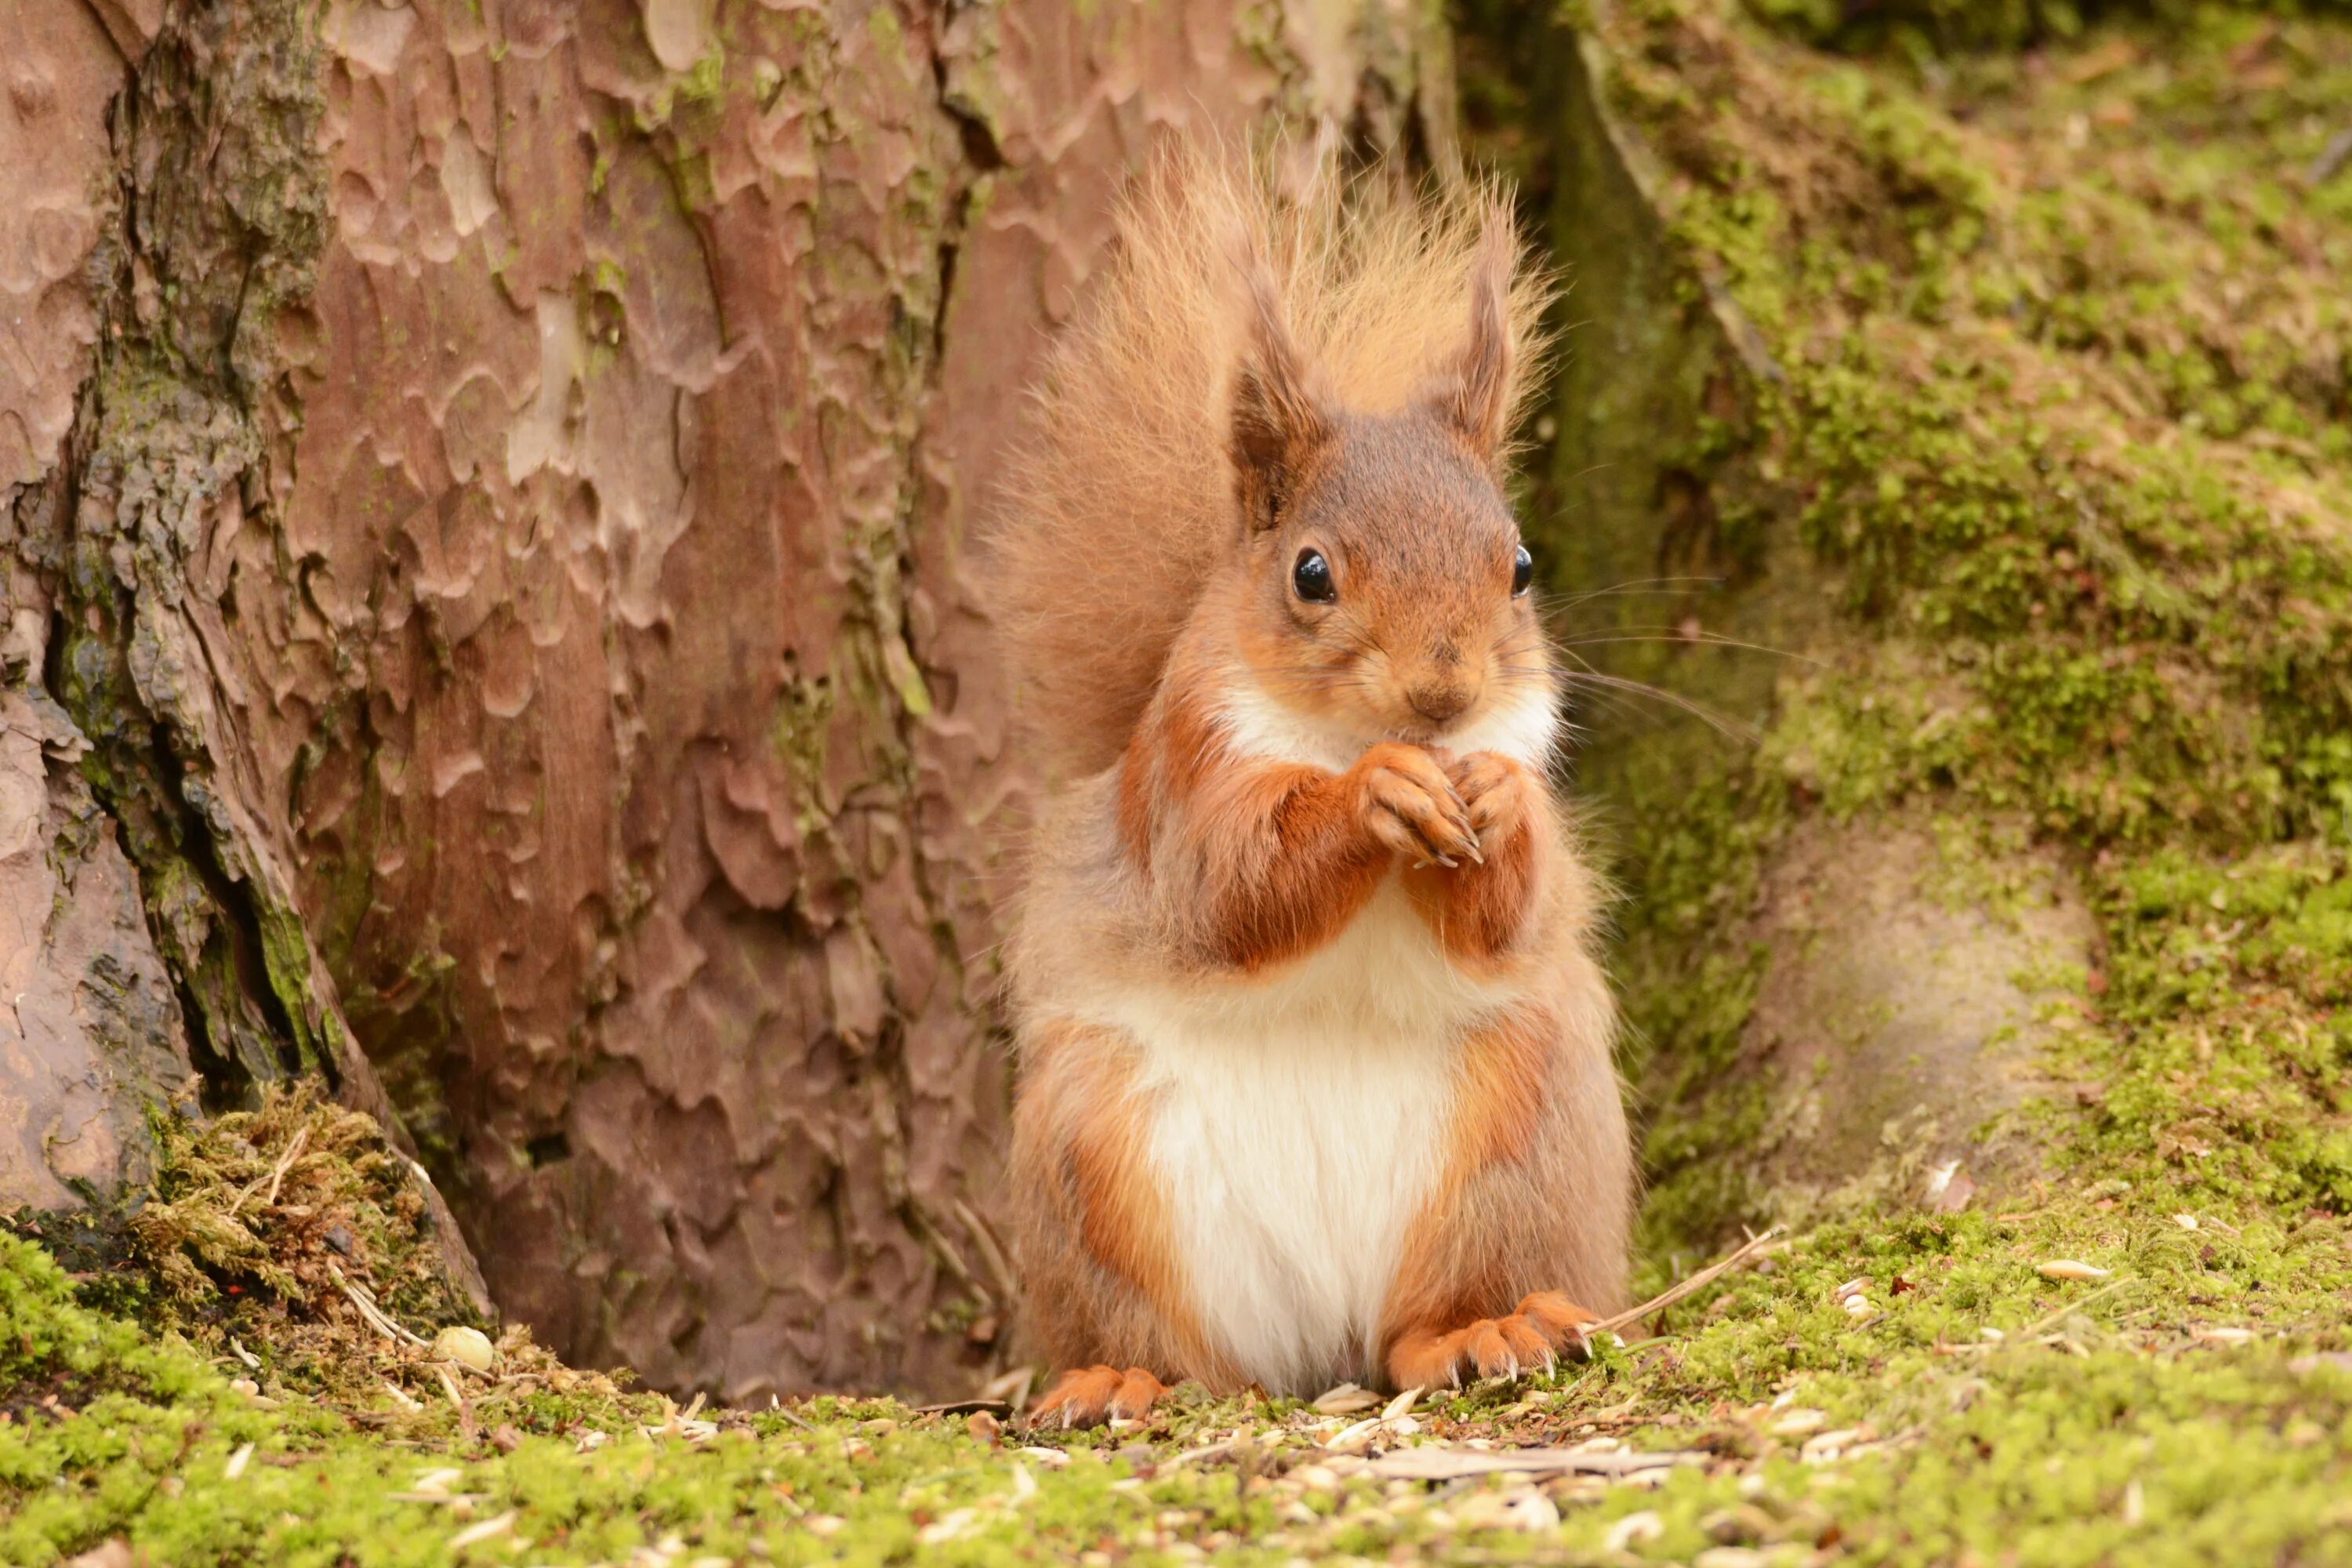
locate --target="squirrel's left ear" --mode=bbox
[1423,206,1516,463]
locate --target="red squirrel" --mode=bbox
[990,144,1632,1425]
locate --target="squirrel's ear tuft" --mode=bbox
[1229,267,1333,533]
[1425,206,1517,463]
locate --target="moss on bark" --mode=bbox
[1465,0,2352,1254]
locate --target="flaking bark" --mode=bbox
[5,0,1461,1400]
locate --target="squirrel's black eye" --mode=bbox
[1293,548,1335,604]
[1512,544,1534,597]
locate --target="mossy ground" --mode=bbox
[12,6,2352,1564]
[9,1162,2352,1565]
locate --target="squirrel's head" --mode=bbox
[1220,219,1550,750]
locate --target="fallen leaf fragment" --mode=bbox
[1312,1382,1381,1416]
[1365,1446,1697,1481]
[916,1508,976,1545]
[448,1510,516,1551]
[412,1468,466,1497]
[2038,1260,2111,1281]
[1694,1548,1770,1568]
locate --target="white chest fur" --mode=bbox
[1088,878,1515,1394]
[1214,677,1563,775]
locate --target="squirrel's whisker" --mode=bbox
[1557,670,1759,743]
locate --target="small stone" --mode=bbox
[432,1326,495,1373]
[1603,1511,1664,1551]
[1451,1487,1559,1533]
[1703,1504,1778,1544]
[1290,1464,1342,1493]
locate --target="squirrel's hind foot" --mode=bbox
[1387,1292,1598,1390]
[1027,1365,1170,1428]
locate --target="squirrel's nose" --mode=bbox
[1407,683,1472,725]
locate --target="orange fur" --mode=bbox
[1030,1366,1170,1428]
[990,140,1552,779]
[994,140,1628,1422]
[1120,669,1422,971]
[1377,1002,1629,1389]
[1010,1019,1224,1388]
[1404,753,1545,965]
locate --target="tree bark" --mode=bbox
[4,0,1457,1401]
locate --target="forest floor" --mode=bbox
[3,1085,2350,1566]
[10,3,2352,1565]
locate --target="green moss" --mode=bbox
[11,1162,2352,1563]
[1516,2,2352,1257]
[1455,6,2352,1552]
[1746,0,2352,56]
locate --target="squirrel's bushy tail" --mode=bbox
[989,140,1552,778]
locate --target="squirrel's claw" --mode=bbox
[1387,1293,1599,1392]
[1029,1366,1171,1429]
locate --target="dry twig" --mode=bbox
[1584,1226,1787,1343]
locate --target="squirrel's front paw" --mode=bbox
[1352,742,1480,866]
[1026,1365,1169,1428]
[1446,750,1533,841]
[1386,1292,1597,1389]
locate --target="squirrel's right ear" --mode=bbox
[1422,204,1519,464]
[1229,267,1333,534]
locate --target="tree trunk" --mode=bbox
[3,0,1458,1400]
